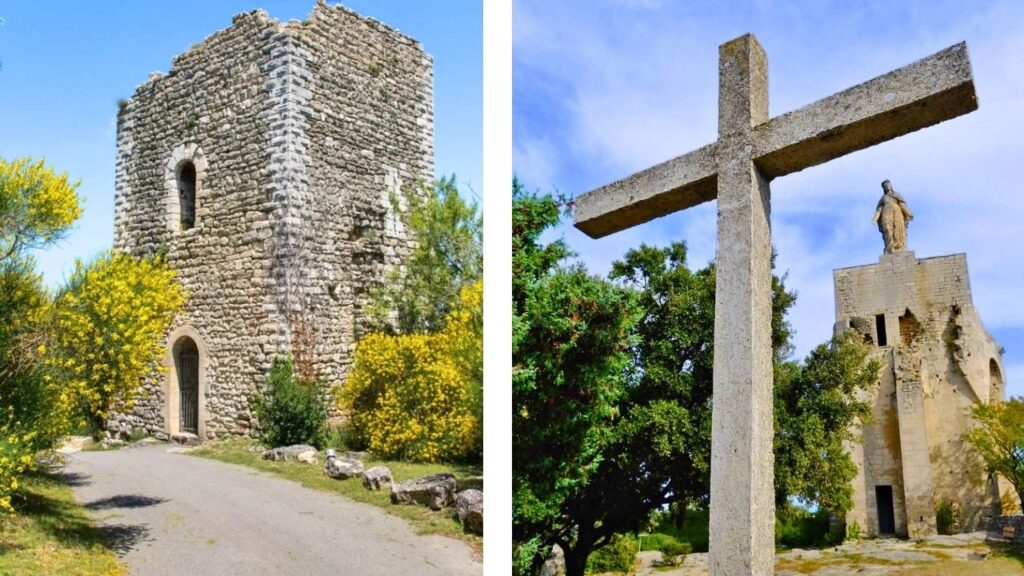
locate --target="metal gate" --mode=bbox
[178,341,199,434]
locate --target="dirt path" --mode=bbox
[64,444,480,576]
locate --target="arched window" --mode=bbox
[177,160,197,231]
[990,359,1003,404]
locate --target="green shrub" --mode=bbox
[643,532,691,557]
[586,533,636,574]
[651,507,710,553]
[936,500,955,535]
[776,508,835,548]
[253,357,328,449]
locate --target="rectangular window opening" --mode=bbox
[875,314,888,347]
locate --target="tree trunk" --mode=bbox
[562,546,589,576]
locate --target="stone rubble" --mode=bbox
[390,473,456,510]
[324,456,364,479]
[360,466,393,491]
[454,489,483,535]
[262,444,317,463]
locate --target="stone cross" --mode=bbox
[573,35,976,575]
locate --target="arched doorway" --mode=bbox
[175,337,200,433]
[166,327,208,438]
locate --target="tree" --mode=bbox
[49,251,186,432]
[774,330,878,512]
[514,234,879,574]
[964,398,1024,506]
[512,180,638,575]
[368,175,482,334]
[0,157,81,263]
[0,157,80,513]
[531,242,797,575]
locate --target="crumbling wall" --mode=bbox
[835,251,1005,536]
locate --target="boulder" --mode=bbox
[324,457,364,479]
[262,444,317,463]
[58,436,95,454]
[170,432,201,446]
[390,473,457,510]
[361,466,393,491]
[101,438,127,449]
[455,489,483,535]
[539,544,565,576]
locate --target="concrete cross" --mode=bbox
[573,35,977,575]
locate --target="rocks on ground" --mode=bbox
[390,473,457,510]
[539,544,565,576]
[361,466,393,490]
[171,432,202,446]
[324,456,364,479]
[262,444,318,463]
[58,435,95,454]
[455,489,483,535]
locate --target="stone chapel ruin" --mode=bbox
[837,181,1012,538]
[108,3,433,440]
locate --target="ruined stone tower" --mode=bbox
[835,249,1007,538]
[109,3,433,440]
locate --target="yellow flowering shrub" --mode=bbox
[0,157,82,259]
[341,281,482,462]
[0,259,57,514]
[49,251,186,429]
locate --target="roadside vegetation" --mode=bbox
[189,439,481,548]
[0,157,182,572]
[0,471,125,576]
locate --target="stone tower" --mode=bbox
[835,244,1007,537]
[109,3,433,440]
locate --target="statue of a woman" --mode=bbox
[872,180,913,254]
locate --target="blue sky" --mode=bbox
[0,0,481,284]
[514,0,1024,398]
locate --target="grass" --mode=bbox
[189,439,482,550]
[0,471,126,576]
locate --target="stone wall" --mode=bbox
[109,3,432,440]
[989,516,1024,542]
[836,251,1005,537]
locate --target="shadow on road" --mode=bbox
[59,471,92,487]
[9,472,152,557]
[85,494,169,510]
[96,523,154,555]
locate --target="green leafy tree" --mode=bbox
[514,234,878,574]
[774,330,878,512]
[512,179,638,575]
[964,398,1024,506]
[532,242,796,575]
[368,175,482,334]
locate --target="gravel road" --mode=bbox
[64,444,480,576]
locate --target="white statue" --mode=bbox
[872,180,913,254]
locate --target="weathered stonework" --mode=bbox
[108,3,433,440]
[836,250,1010,538]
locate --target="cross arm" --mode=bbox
[753,42,977,179]
[573,142,718,238]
